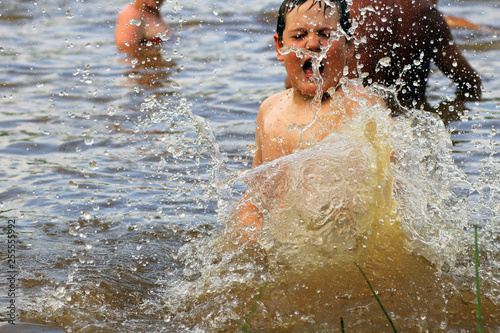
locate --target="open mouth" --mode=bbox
[303,59,325,78]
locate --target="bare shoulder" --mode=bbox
[259,90,289,110]
[255,89,290,146]
[257,89,290,122]
[342,80,386,108]
[117,4,141,25]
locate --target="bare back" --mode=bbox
[115,3,170,53]
[349,0,481,107]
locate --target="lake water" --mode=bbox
[0,0,499,331]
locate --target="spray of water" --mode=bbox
[156,84,499,330]
[155,4,499,329]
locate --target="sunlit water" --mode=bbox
[0,0,499,331]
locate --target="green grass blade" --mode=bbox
[355,263,397,332]
[474,225,483,333]
[240,282,269,332]
[340,317,345,333]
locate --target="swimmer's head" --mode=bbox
[276,0,351,43]
[141,0,165,8]
[274,0,353,97]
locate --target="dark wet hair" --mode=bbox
[276,0,351,42]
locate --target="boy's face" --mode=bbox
[274,1,352,97]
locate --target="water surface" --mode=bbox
[0,0,499,331]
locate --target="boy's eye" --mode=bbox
[319,31,331,38]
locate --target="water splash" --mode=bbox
[158,84,499,330]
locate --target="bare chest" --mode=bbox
[262,100,348,161]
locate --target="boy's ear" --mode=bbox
[274,34,285,62]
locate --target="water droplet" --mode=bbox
[80,210,91,220]
[88,160,98,170]
[56,286,65,295]
[379,57,391,68]
[66,10,74,19]
[170,81,181,89]
[107,105,117,116]
[129,19,142,26]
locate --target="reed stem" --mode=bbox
[241,282,268,332]
[355,262,397,332]
[474,225,483,333]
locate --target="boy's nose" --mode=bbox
[306,35,322,51]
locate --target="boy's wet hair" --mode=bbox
[276,0,351,42]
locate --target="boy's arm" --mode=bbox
[252,102,267,167]
[228,101,267,246]
[227,193,263,247]
[429,8,482,100]
[226,100,272,246]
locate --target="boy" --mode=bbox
[253,0,385,167]
[230,0,390,244]
[115,0,171,54]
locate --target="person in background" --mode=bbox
[115,0,171,54]
[430,0,497,32]
[347,0,482,111]
[284,0,482,115]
